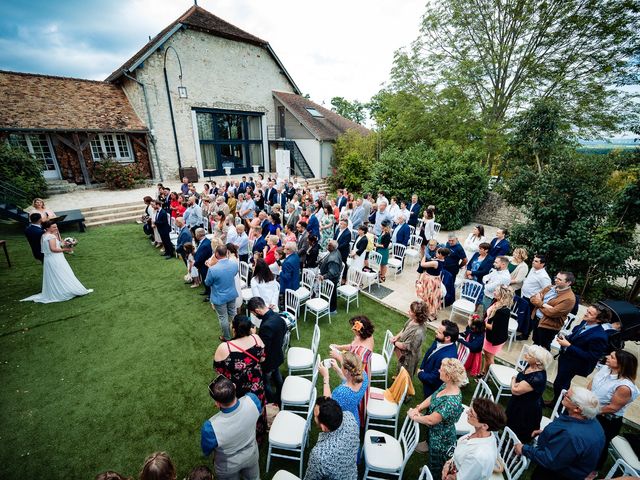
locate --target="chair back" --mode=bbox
[418,466,434,480]
[248,239,254,253]
[514,345,530,372]
[347,267,363,288]
[392,243,407,260]
[606,458,640,479]
[239,261,250,285]
[457,344,470,366]
[310,355,322,392]
[282,329,291,357]
[368,251,382,273]
[235,216,242,226]
[285,288,301,317]
[409,235,423,250]
[398,416,420,471]
[301,268,316,290]
[460,280,483,303]
[498,427,529,480]
[472,379,495,402]
[302,388,318,446]
[433,222,442,237]
[351,229,359,242]
[310,323,321,357]
[319,279,334,303]
[408,225,416,237]
[550,389,566,421]
[510,299,520,319]
[382,330,395,363]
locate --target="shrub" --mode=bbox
[93,159,146,190]
[0,143,47,204]
[328,129,377,193]
[363,142,489,230]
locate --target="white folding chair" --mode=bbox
[287,323,320,377]
[281,355,320,415]
[610,436,640,472]
[387,243,407,279]
[457,343,470,367]
[294,268,316,317]
[507,302,521,351]
[496,427,529,480]
[408,225,415,237]
[272,470,301,480]
[405,235,423,266]
[363,415,419,480]
[418,466,434,480]
[370,330,394,387]
[239,261,250,289]
[337,268,362,313]
[484,345,528,402]
[361,251,382,292]
[433,222,441,238]
[284,289,301,340]
[266,388,317,479]
[365,381,408,437]
[449,280,483,321]
[605,458,640,478]
[304,279,334,324]
[539,389,565,432]
[455,379,494,436]
[281,329,291,357]
[235,216,242,226]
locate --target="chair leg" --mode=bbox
[266,444,272,472]
[363,467,369,480]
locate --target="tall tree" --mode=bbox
[391,0,640,167]
[330,97,367,124]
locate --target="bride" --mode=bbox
[21,221,93,303]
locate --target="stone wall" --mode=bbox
[473,191,528,228]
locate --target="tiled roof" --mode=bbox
[273,91,370,142]
[106,6,282,83]
[0,70,147,132]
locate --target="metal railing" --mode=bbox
[0,179,30,208]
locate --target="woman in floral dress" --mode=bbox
[213,315,267,442]
[319,204,335,250]
[415,247,450,321]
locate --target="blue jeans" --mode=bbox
[213,300,236,340]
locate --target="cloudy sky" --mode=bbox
[0,0,426,106]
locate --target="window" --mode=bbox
[90,134,133,162]
[8,133,58,172]
[305,107,324,118]
[195,110,263,172]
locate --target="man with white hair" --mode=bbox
[373,200,392,236]
[233,224,249,263]
[515,386,605,480]
[279,241,300,295]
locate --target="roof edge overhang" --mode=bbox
[0,127,149,134]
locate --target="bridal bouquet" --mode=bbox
[62,237,78,248]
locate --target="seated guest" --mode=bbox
[304,397,359,480]
[442,398,507,480]
[515,386,605,480]
[506,345,553,443]
[250,259,280,310]
[279,241,300,294]
[201,377,261,480]
[489,228,510,257]
[457,315,486,378]
[175,217,192,265]
[193,228,212,301]
[391,300,429,376]
[465,242,494,284]
[305,235,320,270]
[418,320,459,398]
[318,351,369,427]
[139,452,176,480]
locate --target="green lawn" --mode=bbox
[0,222,618,479]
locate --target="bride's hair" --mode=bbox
[41,220,53,230]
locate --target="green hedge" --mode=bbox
[0,143,47,204]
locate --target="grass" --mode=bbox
[0,221,622,479]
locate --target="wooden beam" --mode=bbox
[52,133,77,151]
[72,133,91,186]
[79,133,96,151]
[130,135,148,151]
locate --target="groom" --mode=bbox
[25,213,44,262]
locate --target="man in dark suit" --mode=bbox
[193,229,213,301]
[153,200,174,259]
[334,219,351,277]
[417,320,459,398]
[238,176,248,195]
[274,187,287,211]
[279,242,300,294]
[549,304,610,407]
[252,227,267,257]
[258,211,270,237]
[296,222,309,266]
[306,206,320,239]
[408,194,421,228]
[489,228,511,257]
[175,217,192,265]
[25,212,45,262]
[248,296,287,405]
[391,215,411,246]
[337,189,348,211]
[264,181,277,210]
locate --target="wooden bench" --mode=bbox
[57,209,86,232]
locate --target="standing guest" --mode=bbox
[175,217,192,265]
[263,235,279,265]
[589,350,640,470]
[388,196,400,219]
[305,235,320,270]
[168,192,180,218]
[213,315,267,441]
[416,247,450,322]
[465,242,494,284]
[373,200,392,236]
[296,221,309,265]
[319,204,335,250]
[506,345,553,443]
[247,297,287,405]
[268,212,282,237]
[285,203,299,231]
[306,205,321,239]
[398,201,411,223]
[282,223,297,243]
[457,315,486,378]
[251,226,267,259]
[418,320,459,398]
[375,220,392,282]
[391,300,430,375]
[349,198,366,230]
[463,225,486,259]
[194,228,213,301]
[349,225,368,271]
[517,254,552,340]
[250,259,280,310]
[152,200,174,259]
[279,241,300,295]
[226,191,237,218]
[391,214,411,246]
[30,198,56,221]
[481,256,511,313]
[531,271,576,351]
[180,177,190,196]
[318,240,343,314]
[489,228,511,257]
[418,239,440,272]
[508,247,529,296]
[205,245,239,341]
[233,224,249,263]
[319,351,369,427]
[443,233,468,278]
[334,218,351,271]
[25,212,45,262]
[410,358,467,478]
[253,190,265,213]
[304,397,359,480]
[238,193,255,222]
[442,398,507,480]
[550,303,610,407]
[408,194,421,228]
[139,452,176,480]
[186,196,204,237]
[201,376,261,480]
[184,243,200,288]
[419,206,436,243]
[361,193,373,219]
[515,387,605,480]
[212,211,229,245]
[481,285,514,375]
[142,195,155,238]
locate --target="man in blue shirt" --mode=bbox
[443,232,467,277]
[205,245,239,341]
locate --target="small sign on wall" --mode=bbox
[275,149,290,178]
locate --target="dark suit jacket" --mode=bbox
[274,192,287,210]
[489,237,511,257]
[337,196,348,210]
[25,224,44,262]
[264,188,277,206]
[408,203,421,227]
[418,342,458,397]
[393,223,410,246]
[194,238,212,272]
[466,253,495,284]
[261,219,270,237]
[258,310,287,372]
[253,235,267,255]
[334,228,351,261]
[307,214,320,239]
[238,182,247,194]
[558,322,608,377]
[176,227,192,256]
[320,250,342,284]
[280,253,301,292]
[297,230,309,265]
[154,209,171,233]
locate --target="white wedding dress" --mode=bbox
[21,233,93,303]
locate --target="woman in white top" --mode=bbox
[420,206,436,243]
[463,225,486,259]
[442,397,507,480]
[508,247,529,296]
[250,258,280,311]
[387,196,400,219]
[589,349,639,469]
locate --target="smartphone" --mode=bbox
[370,436,386,445]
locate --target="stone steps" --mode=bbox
[82,202,143,227]
[46,180,78,195]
